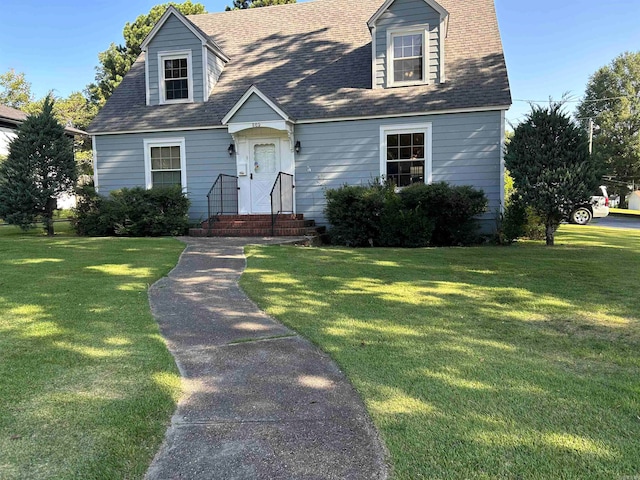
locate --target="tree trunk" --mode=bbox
[44,197,56,236]
[545,222,555,246]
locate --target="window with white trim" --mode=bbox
[387,27,428,86]
[158,51,193,104]
[381,124,432,187]
[144,138,187,191]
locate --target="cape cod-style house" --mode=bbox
[87,0,511,236]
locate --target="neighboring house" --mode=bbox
[88,0,511,232]
[0,104,86,209]
[629,191,640,211]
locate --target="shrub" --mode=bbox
[324,181,486,247]
[496,195,546,245]
[497,195,527,245]
[324,183,388,246]
[399,182,487,246]
[71,184,115,236]
[72,185,190,237]
[378,193,434,248]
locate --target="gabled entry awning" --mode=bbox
[222,85,294,138]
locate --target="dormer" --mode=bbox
[140,6,229,106]
[368,0,448,89]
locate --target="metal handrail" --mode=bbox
[207,174,239,234]
[270,172,295,236]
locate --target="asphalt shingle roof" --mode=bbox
[89,0,511,134]
[0,104,86,136]
[0,104,28,124]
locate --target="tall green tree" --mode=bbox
[225,0,295,10]
[576,52,640,203]
[0,69,33,109]
[505,103,602,246]
[0,96,77,235]
[88,1,206,106]
[24,91,97,175]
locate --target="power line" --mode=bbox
[513,95,637,104]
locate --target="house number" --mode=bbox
[252,123,261,128]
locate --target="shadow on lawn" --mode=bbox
[242,232,640,478]
[0,236,182,479]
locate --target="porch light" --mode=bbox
[294,141,301,154]
[228,143,235,156]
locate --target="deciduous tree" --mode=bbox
[576,52,640,204]
[0,96,77,235]
[505,103,602,246]
[0,69,33,109]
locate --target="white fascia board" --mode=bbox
[499,110,506,211]
[296,105,511,124]
[91,125,226,136]
[144,49,150,105]
[202,48,209,102]
[367,0,449,28]
[205,43,230,64]
[91,135,99,191]
[371,25,378,89]
[221,85,292,125]
[439,20,446,83]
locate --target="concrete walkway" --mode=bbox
[145,237,388,480]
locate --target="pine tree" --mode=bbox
[505,103,603,246]
[0,95,77,235]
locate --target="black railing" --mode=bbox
[270,172,295,236]
[207,174,238,233]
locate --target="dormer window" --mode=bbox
[386,26,428,87]
[158,50,193,104]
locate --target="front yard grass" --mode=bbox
[0,228,184,479]
[241,225,640,479]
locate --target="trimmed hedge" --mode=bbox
[72,185,190,236]
[325,181,487,247]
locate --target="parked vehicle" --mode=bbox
[569,185,609,225]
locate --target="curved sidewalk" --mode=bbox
[146,237,388,480]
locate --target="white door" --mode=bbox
[249,138,281,213]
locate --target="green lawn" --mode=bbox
[0,226,184,479]
[241,225,640,479]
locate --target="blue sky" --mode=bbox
[1,0,639,127]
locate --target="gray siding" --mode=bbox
[228,94,284,123]
[206,48,225,97]
[95,111,503,229]
[374,0,441,88]
[147,14,204,106]
[294,111,503,229]
[95,129,235,221]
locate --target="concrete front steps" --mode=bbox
[189,214,319,237]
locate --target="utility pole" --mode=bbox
[588,118,594,154]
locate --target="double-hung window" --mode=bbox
[387,27,428,87]
[144,138,187,191]
[381,124,432,188]
[158,51,193,104]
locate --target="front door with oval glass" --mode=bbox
[249,138,281,213]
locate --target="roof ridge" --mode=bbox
[187,0,345,20]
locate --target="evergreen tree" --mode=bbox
[0,95,77,236]
[505,103,602,246]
